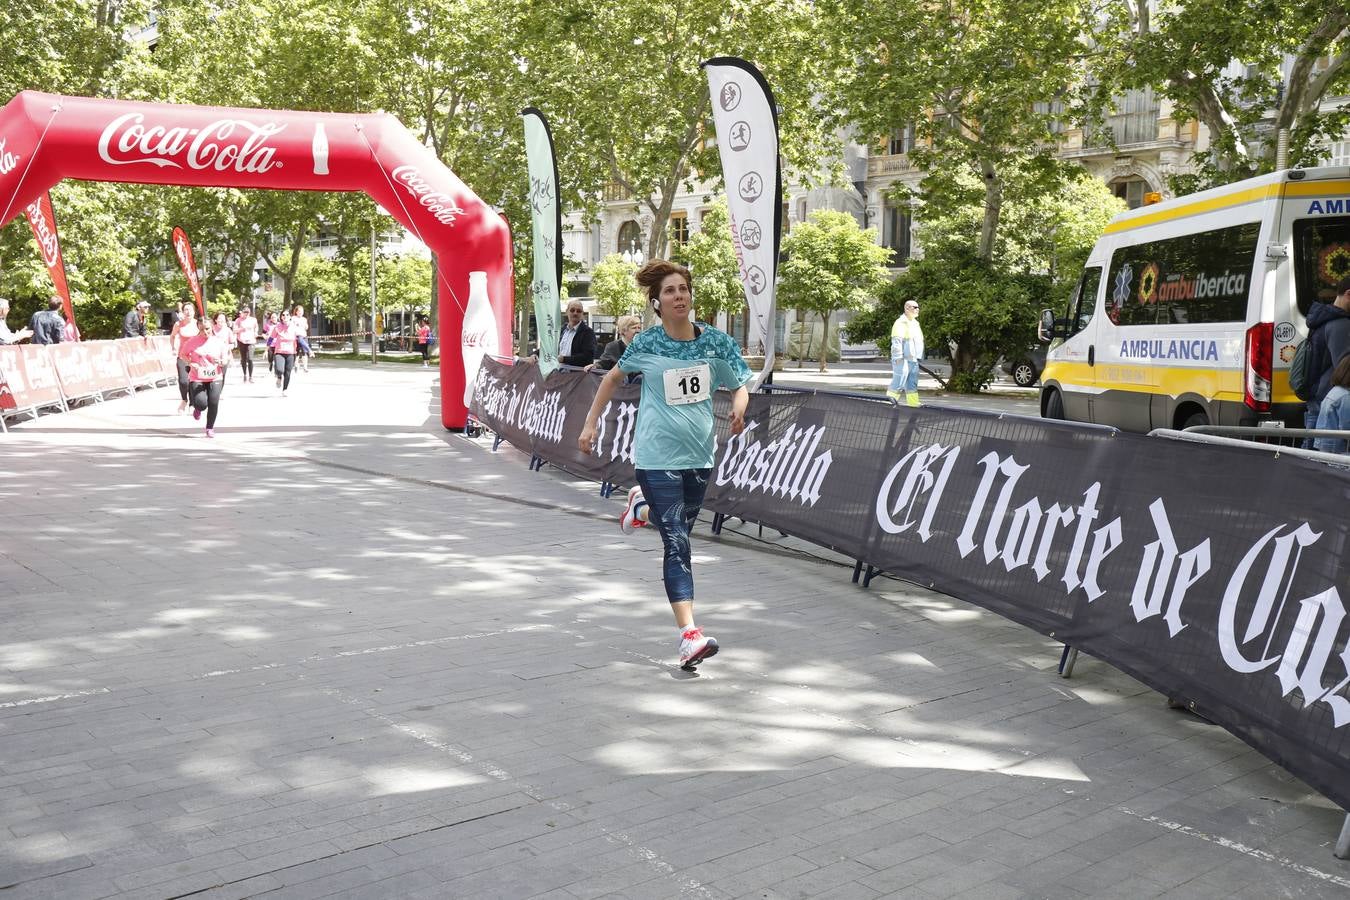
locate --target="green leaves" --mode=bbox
[673,197,743,323]
[589,254,643,318]
[778,210,892,318]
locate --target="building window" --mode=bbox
[1110,177,1149,209]
[781,201,791,237]
[883,201,912,265]
[1321,138,1350,167]
[669,213,689,248]
[888,124,915,155]
[617,220,641,256]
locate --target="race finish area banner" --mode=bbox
[470,357,1350,812]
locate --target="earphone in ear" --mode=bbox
[650,295,661,313]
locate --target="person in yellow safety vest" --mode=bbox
[888,300,924,407]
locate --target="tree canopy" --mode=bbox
[778,209,892,371]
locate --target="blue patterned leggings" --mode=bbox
[634,468,711,603]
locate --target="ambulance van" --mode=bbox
[1039,166,1350,432]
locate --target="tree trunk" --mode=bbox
[978,162,1002,261]
[818,312,830,372]
[281,221,308,308]
[795,308,806,367]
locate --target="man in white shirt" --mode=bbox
[0,297,33,344]
[557,300,596,367]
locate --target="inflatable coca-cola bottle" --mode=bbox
[461,270,498,406]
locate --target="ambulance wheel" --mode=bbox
[1044,389,1064,421]
[1180,410,1209,430]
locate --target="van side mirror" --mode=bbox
[1038,308,1055,341]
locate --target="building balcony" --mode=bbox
[602,182,633,202]
[867,154,918,177]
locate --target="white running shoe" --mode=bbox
[678,627,718,669]
[620,485,648,534]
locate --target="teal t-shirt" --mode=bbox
[618,324,753,470]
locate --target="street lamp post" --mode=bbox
[370,224,378,365]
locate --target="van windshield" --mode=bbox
[1293,217,1350,317]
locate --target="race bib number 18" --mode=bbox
[663,363,712,406]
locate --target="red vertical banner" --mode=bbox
[172,226,205,315]
[24,192,76,333]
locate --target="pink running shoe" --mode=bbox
[620,485,648,534]
[205,428,214,438]
[193,407,202,421]
[678,627,719,669]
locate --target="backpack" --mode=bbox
[1290,330,1325,402]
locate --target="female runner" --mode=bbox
[181,312,229,437]
[233,306,259,383]
[169,303,200,415]
[579,260,750,670]
[269,311,299,395]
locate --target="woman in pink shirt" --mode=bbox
[211,312,237,384]
[291,305,312,373]
[269,313,299,395]
[182,312,229,437]
[170,303,201,414]
[233,307,259,383]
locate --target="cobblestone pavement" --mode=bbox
[1,362,1346,899]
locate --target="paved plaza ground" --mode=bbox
[1,361,1346,899]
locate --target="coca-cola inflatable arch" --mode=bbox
[0,91,512,429]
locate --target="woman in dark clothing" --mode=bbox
[591,315,641,372]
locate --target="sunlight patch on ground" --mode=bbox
[0,644,55,668]
[213,625,272,641]
[153,608,219,624]
[595,729,1092,782]
[886,650,942,669]
[916,607,984,624]
[1063,685,1134,705]
[363,765,482,795]
[769,662,877,687]
[7,832,77,863]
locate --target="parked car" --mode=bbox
[1002,345,1047,387]
[377,326,416,352]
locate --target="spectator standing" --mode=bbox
[1305,277,1350,442]
[417,318,432,367]
[122,301,151,338]
[28,297,65,345]
[1314,355,1350,454]
[591,315,641,372]
[0,298,33,344]
[558,300,596,367]
[887,300,924,407]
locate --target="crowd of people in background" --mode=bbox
[158,300,319,436]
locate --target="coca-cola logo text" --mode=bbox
[391,165,465,226]
[0,137,18,175]
[98,113,286,174]
[25,198,61,268]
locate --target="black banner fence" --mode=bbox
[470,357,1350,813]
